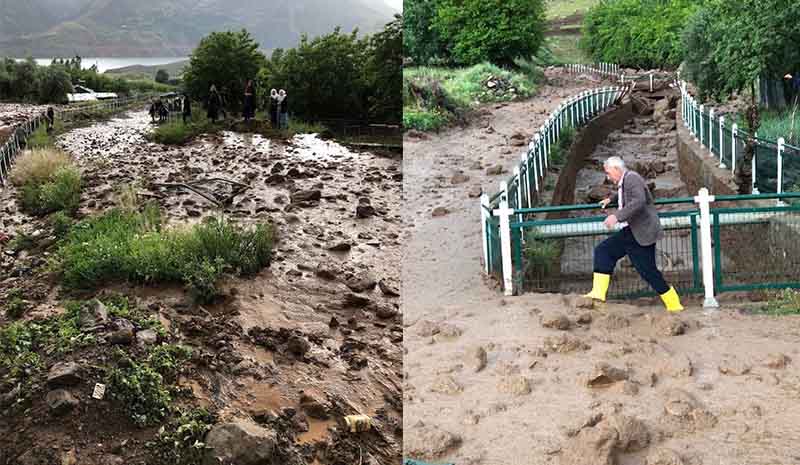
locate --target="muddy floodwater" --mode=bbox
[1,108,402,464]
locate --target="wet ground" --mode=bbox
[403,68,800,465]
[0,109,402,464]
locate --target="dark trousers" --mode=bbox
[594,227,670,295]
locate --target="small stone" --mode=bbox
[486,165,504,176]
[574,297,595,309]
[326,242,352,252]
[346,276,377,293]
[467,185,483,198]
[659,318,688,336]
[541,312,571,330]
[47,362,82,387]
[374,304,398,319]
[287,335,311,356]
[451,173,470,184]
[343,293,371,308]
[718,357,751,376]
[431,207,449,217]
[291,190,321,203]
[203,421,277,465]
[577,313,593,324]
[430,375,463,395]
[543,334,589,353]
[497,376,531,396]
[378,279,400,296]
[586,362,629,387]
[468,346,488,373]
[136,329,158,346]
[356,205,377,218]
[46,389,79,416]
[764,353,790,369]
[109,318,135,345]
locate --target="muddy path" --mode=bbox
[0,109,402,464]
[403,69,800,465]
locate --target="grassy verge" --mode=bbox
[757,105,800,146]
[54,205,274,303]
[9,148,82,217]
[404,62,540,132]
[754,288,800,315]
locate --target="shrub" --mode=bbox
[10,149,81,216]
[55,208,275,299]
[106,344,191,427]
[151,121,194,145]
[50,211,73,238]
[3,288,28,319]
[148,408,216,465]
[581,0,700,69]
[523,232,562,280]
[9,149,73,188]
[758,288,800,315]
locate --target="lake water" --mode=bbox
[17,57,188,73]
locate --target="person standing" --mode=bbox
[207,85,221,123]
[583,156,684,312]
[278,89,288,129]
[243,80,256,122]
[182,94,192,124]
[269,89,279,128]
[46,107,55,134]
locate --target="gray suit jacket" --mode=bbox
[609,170,663,246]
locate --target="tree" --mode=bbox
[364,15,403,122]
[432,0,546,67]
[155,69,170,84]
[38,65,73,104]
[682,0,800,192]
[183,29,266,113]
[404,0,447,65]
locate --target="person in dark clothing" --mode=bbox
[46,107,55,134]
[278,89,288,129]
[159,102,168,123]
[149,99,157,123]
[182,95,192,124]
[207,85,221,123]
[269,89,279,128]
[243,80,256,122]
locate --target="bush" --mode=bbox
[581,0,700,69]
[758,288,800,315]
[148,408,216,465]
[106,345,191,427]
[434,0,547,67]
[10,149,82,216]
[3,288,28,319]
[50,211,73,238]
[37,64,73,104]
[55,208,275,301]
[155,69,170,84]
[523,233,562,279]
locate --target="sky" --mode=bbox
[383,0,402,11]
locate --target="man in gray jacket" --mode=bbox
[584,156,684,312]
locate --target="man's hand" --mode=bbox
[599,198,611,209]
[604,214,619,230]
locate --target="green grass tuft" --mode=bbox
[147,408,217,465]
[756,288,800,315]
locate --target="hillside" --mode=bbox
[104,59,189,79]
[0,0,396,57]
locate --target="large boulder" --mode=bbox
[203,421,278,465]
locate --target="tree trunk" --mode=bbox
[736,81,760,194]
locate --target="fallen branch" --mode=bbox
[151,182,222,207]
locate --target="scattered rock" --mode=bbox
[356,204,377,218]
[47,362,82,387]
[586,363,629,387]
[574,296,595,309]
[343,293,372,308]
[109,318,135,345]
[431,207,449,217]
[541,311,571,330]
[600,314,630,330]
[299,393,329,420]
[327,242,352,252]
[378,279,400,297]
[662,388,718,430]
[451,173,470,185]
[430,375,463,395]
[577,313,593,325]
[468,346,487,372]
[203,421,278,465]
[435,323,463,339]
[136,329,159,346]
[497,376,532,396]
[467,185,483,198]
[287,335,311,356]
[415,320,440,337]
[718,356,751,376]
[646,448,685,465]
[660,354,693,378]
[405,427,462,459]
[608,415,650,452]
[346,276,377,293]
[486,165,504,176]
[543,334,589,353]
[560,420,617,465]
[291,190,322,203]
[658,318,687,336]
[374,304,399,319]
[46,389,79,416]
[764,353,790,369]
[78,299,109,329]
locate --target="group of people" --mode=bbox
[209,81,289,128]
[148,95,193,124]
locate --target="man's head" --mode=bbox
[604,156,626,183]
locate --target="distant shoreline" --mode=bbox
[10,57,189,74]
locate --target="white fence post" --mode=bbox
[514,166,523,222]
[699,104,704,145]
[495,200,515,296]
[718,115,725,168]
[649,73,654,92]
[501,180,509,205]
[708,108,714,156]
[778,137,785,205]
[481,194,490,273]
[731,123,738,174]
[751,130,759,194]
[522,152,531,204]
[694,188,719,309]
[533,136,542,186]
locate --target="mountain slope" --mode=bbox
[0,0,395,57]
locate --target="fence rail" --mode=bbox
[0,94,154,187]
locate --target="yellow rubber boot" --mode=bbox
[584,273,611,302]
[660,286,684,312]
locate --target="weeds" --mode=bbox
[8,232,35,252]
[55,207,274,303]
[50,211,73,238]
[3,288,28,319]
[10,149,81,216]
[106,344,191,427]
[523,232,562,280]
[147,408,216,465]
[756,288,800,315]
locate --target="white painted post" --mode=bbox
[694,188,719,309]
[751,131,759,194]
[513,166,524,222]
[731,123,737,173]
[480,194,490,273]
[501,180,509,205]
[542,128,549,171]
[778,138,785,205]
[699,105,704,145]
[529,141,540,191]
[649,73,653,92]
[708,108,714,156]
[718,115,725,168]
[495,200,515,296]
[533,136,542,185]
[521,152,531,205]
